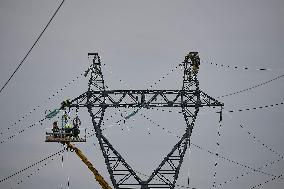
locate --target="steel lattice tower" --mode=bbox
[63,52,223,189]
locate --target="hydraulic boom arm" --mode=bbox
[66,142,112,189]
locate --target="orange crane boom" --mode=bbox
[66,142,112,189]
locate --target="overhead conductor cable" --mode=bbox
[0,0,66,94]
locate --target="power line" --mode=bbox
[12,156,58,189]
[192,143,277,178]
[0,72,83,138]
[0,61,182,180]
[139,113,284,188]
[0,126,98,185]
[227,101,284,113]
[139,113,276,178]
[212,121,222,188]
[239,124,284,159]
[203,60,284,72]
[214,157,283,188]
[119,105,284,186]
[250,174,283,189]
[217,74,284,98]
[148,64,182,89]
[0,118,47,145]
[140,108,284,184]
[1,115,276,188]
[5,55,283,188]
[213,123,284,188]
[105,63,284,187]
[0,150,64,183]
[0,0,66,95]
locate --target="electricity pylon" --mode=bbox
[62,52,223,189]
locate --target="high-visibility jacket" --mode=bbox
[64,123,73,129]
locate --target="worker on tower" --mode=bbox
[52,121,59,138]
[63,113,73,138]
[60,99,71,110]
[187,52,200,75]
[192,62,199,74]
[72,116,81,138]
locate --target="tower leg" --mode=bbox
[88,107,142,189]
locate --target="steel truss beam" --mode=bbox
[62,52,223,189]
[69,90,221,108]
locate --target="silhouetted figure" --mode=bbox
[52,121,59,138]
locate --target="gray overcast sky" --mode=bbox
[0,0,284,189]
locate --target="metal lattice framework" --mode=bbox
[63,52,223,189]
